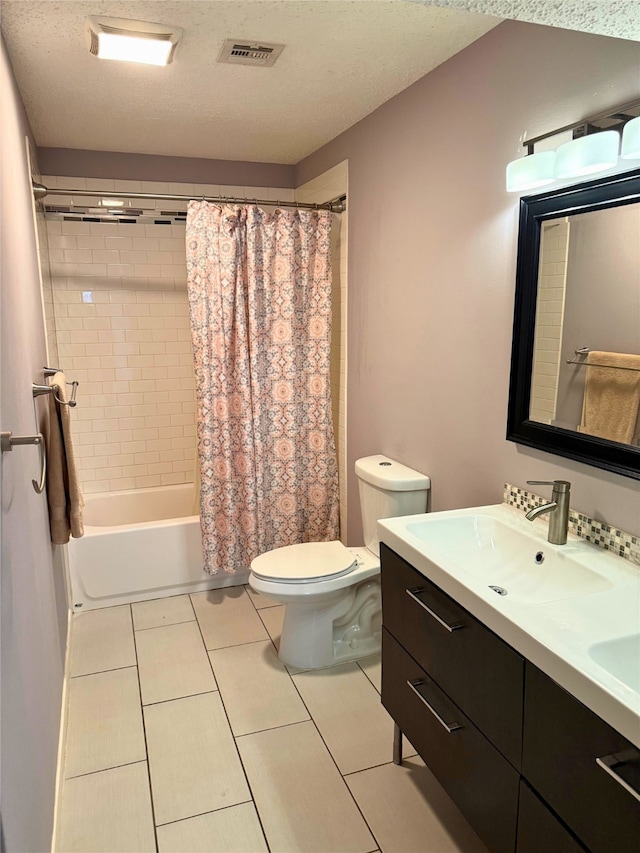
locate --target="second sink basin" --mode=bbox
[589,634,640,693]
[404,513,613,605]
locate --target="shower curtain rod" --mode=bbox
[32,182,346,213]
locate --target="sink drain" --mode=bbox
[489,585,508,596]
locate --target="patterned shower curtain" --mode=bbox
[186,202,340,574]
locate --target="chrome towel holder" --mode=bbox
[32,366,79,407]
[1,431,46,493]
[0,367,79,495]
[566,347,640,372]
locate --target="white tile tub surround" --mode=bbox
[296,161,348,542]
[42,175,295,494]
[529,218,569,424]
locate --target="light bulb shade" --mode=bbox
[621,116,640,160]
[506,151,556,193]
[86,16,182,66]
[555,131,620,179]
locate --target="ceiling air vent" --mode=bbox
[218,40,285,67]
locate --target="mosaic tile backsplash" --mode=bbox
[504,484,640,567]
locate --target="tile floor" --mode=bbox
[55,586,489,853]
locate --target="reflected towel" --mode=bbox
[44,371,84,544]
[579,351,640,445]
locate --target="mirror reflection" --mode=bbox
[528,202,640,447]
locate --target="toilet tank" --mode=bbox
[355,455,430,557]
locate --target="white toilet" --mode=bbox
[249,454,430,669]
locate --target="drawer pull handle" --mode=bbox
[406,679,462,734]
[405,588,463,633]
[596,752,640,803]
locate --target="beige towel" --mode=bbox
[579,351,640,445]
[44,372,84,544]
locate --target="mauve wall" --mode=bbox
[37,147,295,188]
[296,20,640,543]
[1,36,65,853]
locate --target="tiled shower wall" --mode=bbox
[296,162,348,542]
[529,218,569,424]
[43,176,295,494]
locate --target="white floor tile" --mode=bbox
[358,654,382,693]
[238,720,376,853]
[156,802,267,853]
[346,756,489,853]
[136,621,216,705]
[69,605,135,676]
[64,667,146,779]
[292,662,400,774]
[244,584,279,610]
[191,588,268,650]
[132,594,195,631]
[209,640,309,735]
[145,691,250,825]
[56,762,156,853]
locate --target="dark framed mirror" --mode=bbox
[507,167,640,480]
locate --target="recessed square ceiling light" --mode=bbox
[86,16,182,66]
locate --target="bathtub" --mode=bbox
[67,484,249,611]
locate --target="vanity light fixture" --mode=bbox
[621,115,640,160]
[506,97,640,192]
[506,151,556,193]
[85,16,182,66]
[554,130,620,179]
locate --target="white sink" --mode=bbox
[589,634,640,693]
[377,503,640,748]
[404,513,613,605]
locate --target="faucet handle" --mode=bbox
[527,479,571,493]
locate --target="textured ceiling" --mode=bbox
[0,1,501,163]
[4,1,636,165]
[413,0,640,41]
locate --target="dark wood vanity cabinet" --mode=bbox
[380,543,640,853]
[381,543,524,769]
[516,782,587,853]
[382,628,520,853]
[523,663,640,853]
[381,543,524,853]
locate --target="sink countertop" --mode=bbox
[378,503,640,747]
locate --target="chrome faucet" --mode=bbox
[524,480,571,545]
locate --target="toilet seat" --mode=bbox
[250,540,357,584]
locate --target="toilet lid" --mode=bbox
[251,540,357,583]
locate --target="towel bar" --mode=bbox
[566,349,640,372]
[33,369,79,407]
[1,431,46,493]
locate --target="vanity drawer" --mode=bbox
[516,781,587,853]
[382,628,519,853]
[381,543,524,768]
[523,663,640,853]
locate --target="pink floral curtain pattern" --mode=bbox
[186,202,339,574]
